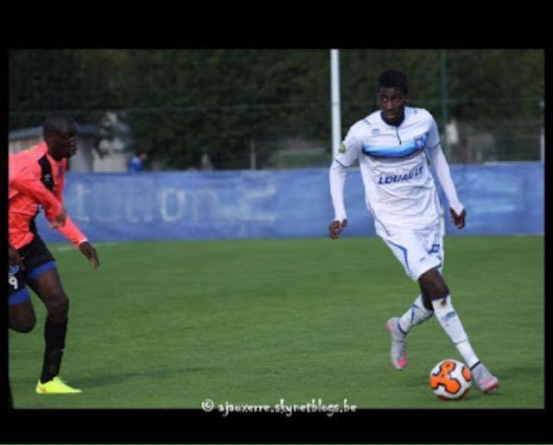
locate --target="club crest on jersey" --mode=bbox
[414,137,425,149]
[413,133,429,149]
[9,265,20,276]
[338,143,346,153]
[371,128,380,135]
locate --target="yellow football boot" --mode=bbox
[36,376,82,394]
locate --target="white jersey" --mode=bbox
[334,107,443,230]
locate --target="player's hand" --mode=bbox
[450,208,466,230]
[79,241,100,269]
[329,219,347,240]
[49,210,67,229]
[8,245,25,270]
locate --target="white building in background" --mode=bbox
[9,125,98,172]
[8,112,131,172]
[94,111,130,172]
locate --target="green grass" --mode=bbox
[9,236,544,409]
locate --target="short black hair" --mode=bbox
[42,111,77,137]
[377,70,409,95]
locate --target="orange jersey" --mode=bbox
[9,142,87,249]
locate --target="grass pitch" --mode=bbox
[9,236,544,409]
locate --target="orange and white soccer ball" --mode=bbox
[429,359,472,400]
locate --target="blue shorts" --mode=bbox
[8,235,56,305]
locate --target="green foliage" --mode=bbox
[447,49,544,119]
[123,50,329,170]
[9,49,544,170]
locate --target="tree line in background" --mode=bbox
[9,49,544,170]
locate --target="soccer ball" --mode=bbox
[429,359,472,400]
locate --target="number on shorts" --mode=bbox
[9,275,18,289]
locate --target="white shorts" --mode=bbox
[375,218,445,281]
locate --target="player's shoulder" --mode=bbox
[10,148,34,167]
[364,110,382,126]
[17,143,47,159]
[407,106,435,122]
[349,111,381,133]
[10,144,47,171]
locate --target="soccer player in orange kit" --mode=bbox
[9,111,100,395]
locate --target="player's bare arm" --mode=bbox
[79,241,100,269]
[449,208,466,230]
[328,219,347,240]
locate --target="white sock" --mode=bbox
[432,294,479,368]
[398,295,434,334]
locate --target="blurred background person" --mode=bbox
[127,151,147,173]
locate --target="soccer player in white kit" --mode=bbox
[328,70,499,394]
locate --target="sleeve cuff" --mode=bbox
[450,202,464,216]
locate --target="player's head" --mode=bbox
[43,111,78,160]
[376,70,409,126]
